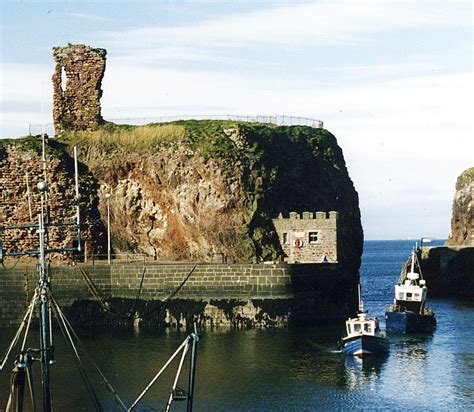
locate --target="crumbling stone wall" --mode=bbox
[0,141,106,257]
[272,211,338,263]
[52,44,106,134]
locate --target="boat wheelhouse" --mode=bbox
[385,246,436,333]
[341,286,389,357]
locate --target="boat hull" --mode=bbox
[385,311,436,333]
[342,335,389,357]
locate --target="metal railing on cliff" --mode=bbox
[28,114,324,136]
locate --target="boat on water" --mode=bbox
[341,286,389,357]
[385,246,436,333]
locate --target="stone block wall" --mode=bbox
[272,211,338,263]
[52,44,106,134]
[0,264,110,326]
[0,261,353,327]
[110,263,296,300]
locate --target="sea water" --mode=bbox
[1,240,473,411]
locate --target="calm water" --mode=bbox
[1,240,473,411]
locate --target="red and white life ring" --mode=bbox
[294,239,303,248]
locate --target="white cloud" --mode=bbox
[1,0,471,239]
[99,0,470,55]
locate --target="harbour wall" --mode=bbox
[0,262,356,328]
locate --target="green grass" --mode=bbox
[60,122,187,153]
[0,135,64,157]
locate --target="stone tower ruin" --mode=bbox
[52,44,106,134]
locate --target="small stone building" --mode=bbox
[272,211,338,263]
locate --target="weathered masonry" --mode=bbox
[0,261,354,328]
[0,144,105,256]
[272,211,338,263]
[52,44,107,134]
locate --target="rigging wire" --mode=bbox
[165,339,190,412]
[128,337,191,411]
[21,289,39,351]
[51,296,104,412]
[78,266,114,314]
[130,265,147,318]
[76,263,197,321]
[1,257,21,270]
[51,295,128,411]
[0,290,39,371]
[25,356,37,412]
[141,264,197,320]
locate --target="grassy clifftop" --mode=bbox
[1,120,363,274]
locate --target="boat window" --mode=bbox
[399,292,404,299]
[354,323,361,332]
[414,293,420,299]
[406,293,412,300]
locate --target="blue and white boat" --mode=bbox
[385,247,436,333]
[341,286,389,357]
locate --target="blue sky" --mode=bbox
[1,0,472,240]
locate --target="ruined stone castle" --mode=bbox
[52,44,106,134]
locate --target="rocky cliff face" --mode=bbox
[446,167,473,247]
[418,167,474,298]
[1,121,363,276]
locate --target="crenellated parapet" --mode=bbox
[272,211,338,263]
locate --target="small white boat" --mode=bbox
[385,246,436,333]
[341,285,389,357]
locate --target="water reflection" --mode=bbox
[391,334,433,360]
[344,355,388,389]
[1,313,472,411]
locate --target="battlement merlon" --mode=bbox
[275,211,338,220]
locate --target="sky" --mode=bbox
[1,0,472,240]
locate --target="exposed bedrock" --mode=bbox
[60,121,363,277]
[419,167,474,297]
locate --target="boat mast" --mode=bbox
[0,145,82,411]
[410,245,416,274]
[358,283,364,313]
[38,182,52,411]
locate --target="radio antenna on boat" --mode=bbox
[41,82,50,224]
[0,144,83,411]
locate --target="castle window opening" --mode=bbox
[308,231,319,244]
[60,66,67,91]
[282,232,289,245]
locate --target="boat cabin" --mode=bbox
[345,314,380,338]
[394,271,427,313]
